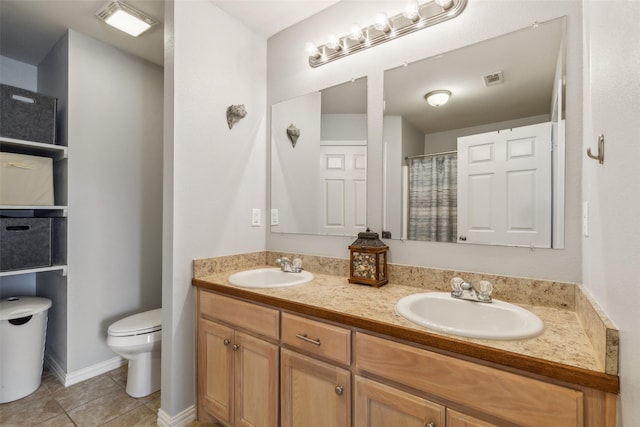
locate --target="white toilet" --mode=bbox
[107,308,162,398]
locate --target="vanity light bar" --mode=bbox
[307,0,467,68]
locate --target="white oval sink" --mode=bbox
[395,292,544,340]
[228,268,314,289]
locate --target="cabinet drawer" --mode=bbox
[281,312,351,366]
[198,291,279,340]
[355,333,583,427]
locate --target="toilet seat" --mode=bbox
[108,308,162,337]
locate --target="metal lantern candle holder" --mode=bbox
[348,229,389,288]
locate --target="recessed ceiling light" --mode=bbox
[96,0,159,37]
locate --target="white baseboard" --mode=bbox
[44,352,126,387]
[43,353,67,386]
[157,405,196,427]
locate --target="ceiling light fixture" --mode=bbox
[424,90,452,107]
[306,0,467,68]
[96,0,159,37]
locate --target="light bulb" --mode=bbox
[326,33,342,51]
[349,24,365,42]
[373,12,391,32]
[305,41,321,58]
[403,1,420,22]
[434,0,454,10]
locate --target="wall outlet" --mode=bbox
[271,209,279,226]
[252,208,261,227]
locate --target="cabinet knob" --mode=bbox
[232,344,240,351]
[223,339,231,346]
[335,385,344,396]
[425,423,435,427]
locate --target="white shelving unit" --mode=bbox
[0,206,68,216]
[0,136,67,159]
[0,265,67,277]
[0,136,68,277]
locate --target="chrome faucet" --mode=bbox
[450,277,493,303]
[276,257,303,273]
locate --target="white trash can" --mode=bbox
[0,296,52,403]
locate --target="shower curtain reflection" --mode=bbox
[408,154,457,242]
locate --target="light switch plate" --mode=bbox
[271,209,279,225]
[252,208,261,227]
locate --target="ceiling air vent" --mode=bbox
[483,71,504,87]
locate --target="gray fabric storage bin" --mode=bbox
[0,84,57,145]
[0,218,52,271]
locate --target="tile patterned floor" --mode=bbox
[0,365,214,427]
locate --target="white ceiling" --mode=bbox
[1,1,563,135]
[0,0,165,66]
[383,18,564,133]
[211,1,340,40]
[0,0,340,67]
[318,18,563,132]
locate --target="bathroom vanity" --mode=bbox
[193,261,619,427]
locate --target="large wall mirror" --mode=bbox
[271,77,367,236]
[383,17,566,248]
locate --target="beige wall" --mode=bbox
[162,0,267,418]
[582,1,640,425]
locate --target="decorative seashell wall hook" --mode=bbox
[287,123,300,148]
[226,104,247,129]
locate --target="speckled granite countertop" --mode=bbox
[193,267,619,393]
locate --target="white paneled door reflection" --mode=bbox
[320,145,367,236]
[457,122,552,248]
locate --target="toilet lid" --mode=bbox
[108,308,162,337]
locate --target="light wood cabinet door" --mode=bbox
[281,348,351,427]
[446,409,500,427]
[355,376,445,427]
[198,318,234,425]
[234,331,279,427]
[198,319,278,427]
